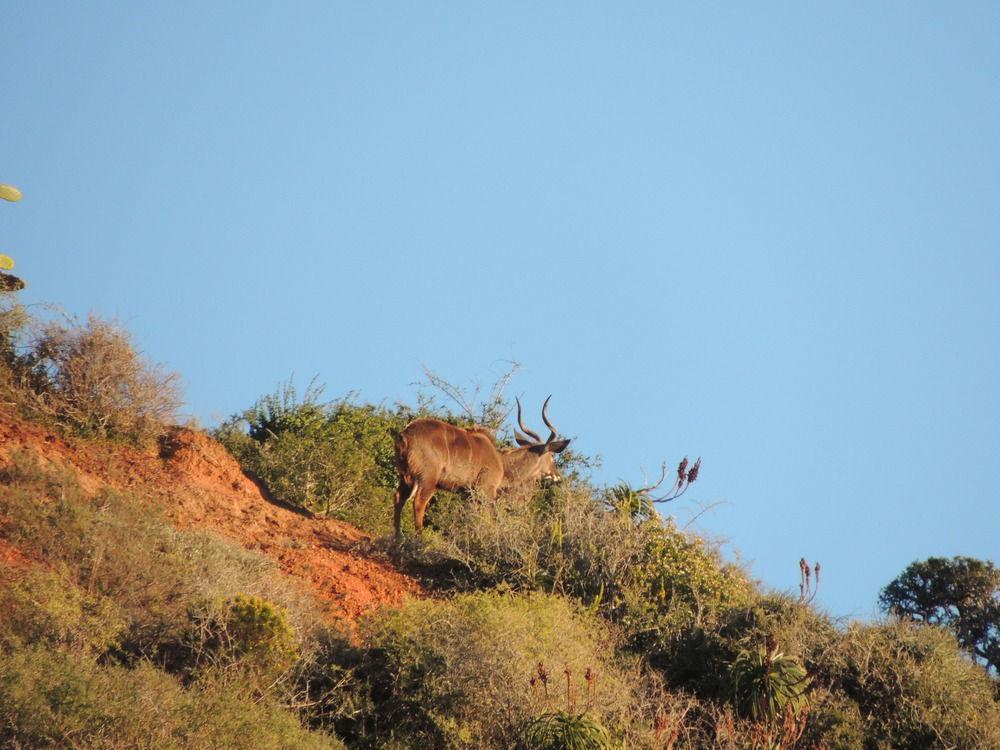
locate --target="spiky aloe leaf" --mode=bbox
[0,255,13,270]
[520,711,614,750]
[727,646,810,721]
[607,481,654,521]
[0,185,22,202]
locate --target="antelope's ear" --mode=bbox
[514,430,536,447]
[545,439,571,454]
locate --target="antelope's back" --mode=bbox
[396,418,502,488]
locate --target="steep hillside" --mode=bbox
[4,402,999,750]
[0,408,420,623]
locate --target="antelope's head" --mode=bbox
[508,396,571,484]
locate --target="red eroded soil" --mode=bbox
[0,537,31,569]
[0,410,421,623]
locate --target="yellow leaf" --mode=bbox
[0,185,22,202]
[0,255,13,270]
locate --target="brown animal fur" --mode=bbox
[394,416,570,537]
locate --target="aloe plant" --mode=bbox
[727,635,810,721]
[520,711,614,750]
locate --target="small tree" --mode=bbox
[879,556,1000,673]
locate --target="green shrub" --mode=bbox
[224,594,299,662]
[607,514,752,637]
[797,690,866,750]
[188,593,301,681]
[0,566,125,655]
[818,621,1000,749]
[658,593,838,700]
[638,590,999,748]
[215,381,410,531]
[714,594,841,663]
[0,646,344,749]
[333,592,644,750]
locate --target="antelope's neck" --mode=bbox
[499,448,536,485]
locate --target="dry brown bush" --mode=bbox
[16,313,181,443]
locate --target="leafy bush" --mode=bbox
[0,566,125,655]
[329,592,646,750]
[188,593,301,681]
[215,381,410,530]
[817,621,1000,749]
[658,593,837,701]
[641,590,1000,748]
[0,297,29,368]
[0,646,344,749]
[796,691,866,750]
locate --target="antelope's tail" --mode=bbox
[393,429,408,473]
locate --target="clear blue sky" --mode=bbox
[4,2,998,619]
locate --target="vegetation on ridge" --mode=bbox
[1,294,998,748]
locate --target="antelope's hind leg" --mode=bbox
[413,486,437,537]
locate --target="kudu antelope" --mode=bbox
[393,397,571,538]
